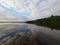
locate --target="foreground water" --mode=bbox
[0,23,60,45]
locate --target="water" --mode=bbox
[0,23,60,45]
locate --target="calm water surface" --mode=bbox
[0,23,60,45]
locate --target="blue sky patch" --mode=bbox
[0,4,30,17]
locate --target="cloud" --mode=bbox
[0,0,60,20]
[0,9,28,21]
[0,0,30,17]
[39,0,60,17]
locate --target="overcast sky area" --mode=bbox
[0,0,60,21]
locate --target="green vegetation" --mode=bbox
[26,15,60,29]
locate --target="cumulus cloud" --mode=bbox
[0,0,60,20]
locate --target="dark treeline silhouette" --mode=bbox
[26,15,60,29]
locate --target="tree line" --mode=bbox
[26,15,60,29]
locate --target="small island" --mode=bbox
[26,15,60,29]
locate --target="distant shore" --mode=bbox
[26,15,60,30]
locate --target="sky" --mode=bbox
[0,0,60,20]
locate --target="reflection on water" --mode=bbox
[0,23,30,39]
[0,23,60,45]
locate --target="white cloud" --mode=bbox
[0,9,28,21]
[0,0,60,20]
